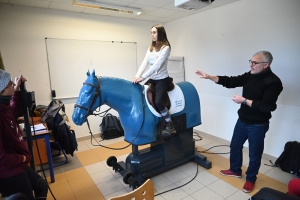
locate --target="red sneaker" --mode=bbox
[219,169,242,178]
[243,181,255,193]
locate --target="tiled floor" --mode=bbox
[42,132,296,200]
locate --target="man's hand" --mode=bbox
[195,70,210,79]
[232,95,244,104]
[196,70,219,83]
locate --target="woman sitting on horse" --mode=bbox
[132,24,176,137]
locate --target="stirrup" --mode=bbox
[162,121,176,137]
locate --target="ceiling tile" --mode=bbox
[128,3,157,14]
[146,8,178,18]
[158,17,174,23]
[93,0,130,7]
[118,0,136,2]
[136,14,160,21]
[81,7,113,15]
[110,12,137,18]
[10,0,50,8]
[212,0,241,7]
[50,1,85,12]
[3,0,242,23]
[196,5,218,13]
[133,0,173,8]
[51,0,72,4]
[167,11,193,19]
[161,2,185,11]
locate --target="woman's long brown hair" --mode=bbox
[150,24,171,52]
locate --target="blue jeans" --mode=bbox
[230,118,269,183]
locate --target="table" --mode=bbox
[22,117,55,183]
[31,130,55,183]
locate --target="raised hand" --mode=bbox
[14,75,27,91]
[195,70,209,79]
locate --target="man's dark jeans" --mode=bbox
[230,118,269,183]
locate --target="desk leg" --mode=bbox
[44,135,55,183]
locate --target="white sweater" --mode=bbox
[135,46,170,80]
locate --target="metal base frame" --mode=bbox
[107,128,212,189]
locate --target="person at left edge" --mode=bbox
[0,69,48,200]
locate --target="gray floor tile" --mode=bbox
[96,178,125,196]
[174,176,205,195]
[227,190,251,200]
[194,170,219,186]
[191,187,224,200]
[157,183,189,200]
[207,179,239,198]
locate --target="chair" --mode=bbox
[50,140,68,166]
[109,179,154,200]
[48,128,77,168]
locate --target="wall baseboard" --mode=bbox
[77,133,101,142]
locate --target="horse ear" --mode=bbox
[87,70,90,76]
[92,69,96,77]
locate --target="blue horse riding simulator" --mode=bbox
[72,70,211,189]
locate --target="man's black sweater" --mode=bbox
[217,67,283,124]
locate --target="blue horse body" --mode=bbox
[72,70,201,145]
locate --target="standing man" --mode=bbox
[195,51,283,193]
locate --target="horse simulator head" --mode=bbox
[72,70,100,126]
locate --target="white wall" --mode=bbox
[165,0,300,157]
[1,0,300,158]
[0,3,155,138]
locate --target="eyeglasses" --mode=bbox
[249,60,268,66]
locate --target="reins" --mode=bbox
[74,77,101,118]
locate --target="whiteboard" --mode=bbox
[45,38,137,99]
[168,56,185,83]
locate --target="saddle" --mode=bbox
[146,77,175,113]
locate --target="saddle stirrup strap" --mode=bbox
[160,107,171,122]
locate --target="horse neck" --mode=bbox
[100,77,140,113]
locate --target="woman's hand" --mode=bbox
[132,77,143,84]
[22,155,26,163]
[14,75,27,91]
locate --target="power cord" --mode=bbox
[198,145,230,154]
[154,137,230,195]
[154,140,230,195]
[193,131,203,141]
[155,159,199,196]
[192,132,230,154]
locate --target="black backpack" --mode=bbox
[100,113,124,140]
[41,100,66,132]
[41,100,78,156]
[275,141,300,176]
